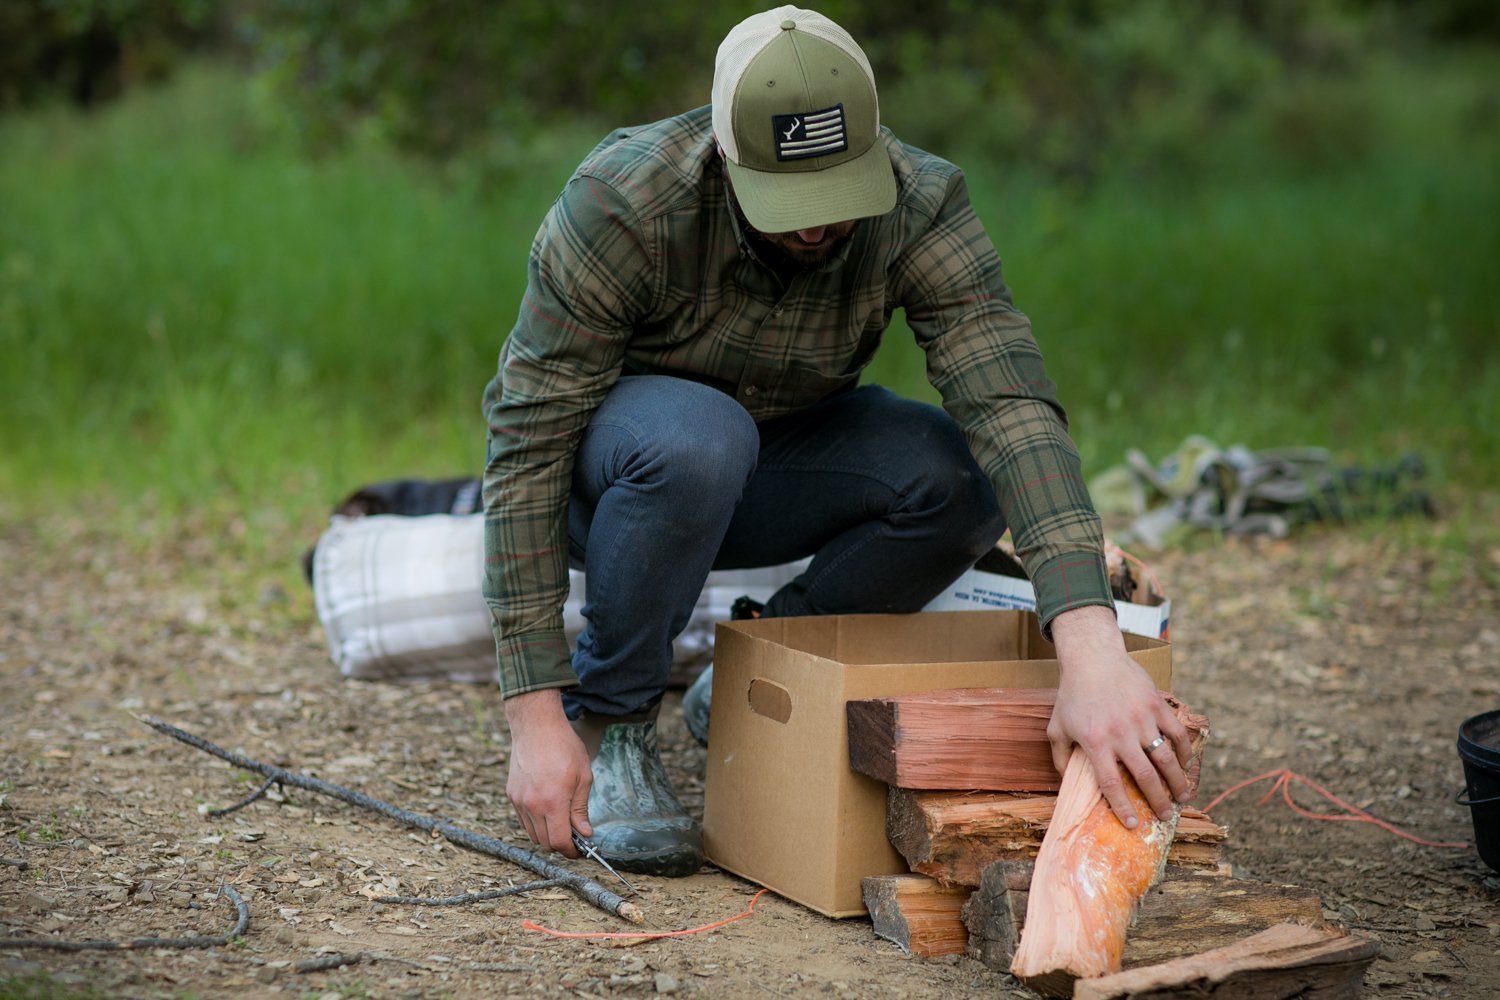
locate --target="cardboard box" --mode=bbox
[702,610,1171,918]
[922,567,1171,640]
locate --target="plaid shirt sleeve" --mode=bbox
[892,166,1114,629]
[481,174,654,698]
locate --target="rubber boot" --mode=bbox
[682,595,763,749]
[682,666,712,748]
[571,706,703,877]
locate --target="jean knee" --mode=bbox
[958,466,1006,557]
[658,404,755,494]
[621,379,759,502]
[899,422,1005,558]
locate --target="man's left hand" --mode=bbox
[1046,604,1193,828]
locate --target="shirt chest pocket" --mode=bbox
[782,299,888,382]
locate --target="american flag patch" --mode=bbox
[772,104,848,161]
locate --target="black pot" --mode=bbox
[1456,709,1500,873]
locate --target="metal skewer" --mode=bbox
[572,831,640,896]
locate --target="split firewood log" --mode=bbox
[1071,921,1379,1000]
[847,688,1060,791]
[860,874,970,957]
[1010,697,1210,996]
[886,788,1227,886]
[962,860,1323,974]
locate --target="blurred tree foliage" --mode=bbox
[233,0,1496,178]
[6,0,1497,180]
[0,0,226,108]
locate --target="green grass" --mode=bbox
[864,48,1500,487]
[0,66,594,541]
[0,975,111,1000]
[1,61,1496,571]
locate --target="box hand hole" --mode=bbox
[748,678,793,724]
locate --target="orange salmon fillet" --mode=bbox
[1010,698,1209,994]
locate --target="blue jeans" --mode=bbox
[562,375,1005,718]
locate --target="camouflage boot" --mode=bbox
[682,595,763,749]
[681,665,712,748]
[571,706,703,877]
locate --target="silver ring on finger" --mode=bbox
[1143,734,1168,754]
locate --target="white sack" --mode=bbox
[311,513,807,683]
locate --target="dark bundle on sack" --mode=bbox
[302,477,480,583]
[331,476,481,518]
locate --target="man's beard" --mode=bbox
[746,224,858,271]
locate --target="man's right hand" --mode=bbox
[504,688,593,857]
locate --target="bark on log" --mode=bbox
[1071,922,1380,1000]
[860,874,971,957]
[846,688,1059,791]
[960,860,1033,971]
[886,788,1226,887]
[962,861,1324,974]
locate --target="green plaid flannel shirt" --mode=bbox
[482,106,1112,698]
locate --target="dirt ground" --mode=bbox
[3,511,1499,999]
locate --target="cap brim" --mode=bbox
[725,139,897,233]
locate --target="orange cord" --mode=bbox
[1110,551,1467,851]
[523,889,769,940]
[1202,768,1468,849]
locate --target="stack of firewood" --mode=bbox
[847,688,1380,999]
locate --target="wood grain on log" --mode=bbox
[886,788,1226,887]
[861,874,971,957]
[846,688,1060,791]
[1010,699,1210,994]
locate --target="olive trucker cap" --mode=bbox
[712,6,897,233]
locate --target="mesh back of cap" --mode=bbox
[712,5,878,165]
